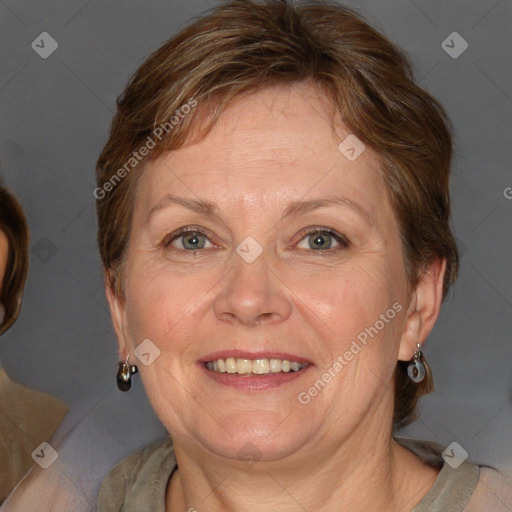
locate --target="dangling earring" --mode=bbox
[116,354,138,392]
[407,343,426,383]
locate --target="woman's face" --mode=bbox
[109,83,426,462]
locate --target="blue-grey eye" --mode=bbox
[182,232,205,249]
[166,230,213,250]
[310,231,332,249]
[297,230,346,251]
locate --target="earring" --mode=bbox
[407,343,426,383]
[116,354,138,392]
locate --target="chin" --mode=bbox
[185,411,315,464]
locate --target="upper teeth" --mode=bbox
[206,358,305,375]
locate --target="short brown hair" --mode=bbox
[96,0,458,429]
[0,179,30,335]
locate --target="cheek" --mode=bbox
[122,260,213,354]
[298,262,405,412]
[291,256,407,401]
[306,261,403,338]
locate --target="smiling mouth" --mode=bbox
[204,357,309,375]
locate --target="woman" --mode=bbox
[0,180,68,504]
[95,0,484,510]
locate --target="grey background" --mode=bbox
[0,0,511,508]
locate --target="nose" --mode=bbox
[213,248,292,327]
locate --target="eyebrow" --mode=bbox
[282,195,372,226]
[147,194,372,226]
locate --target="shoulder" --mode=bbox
[464,465,512,512]
[0,368,68,427]
[96,437,176,512]
[0,368,68,504]
[396,437,480,512]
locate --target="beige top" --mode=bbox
[97,436,480,512]
[0,368,68,504]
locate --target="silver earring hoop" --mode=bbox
[116,354,138,392]
[407,343,426,383]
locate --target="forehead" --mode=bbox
[136,83,387,221]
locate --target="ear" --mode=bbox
[398,258,447,361]
[104,271,129,360]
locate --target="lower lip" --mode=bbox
[199,363,312,391]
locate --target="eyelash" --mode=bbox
[162,226,350,253]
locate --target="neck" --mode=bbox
[167,418,439,511]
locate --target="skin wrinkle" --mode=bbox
[106,83,445,512]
